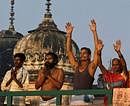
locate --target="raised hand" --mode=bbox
[65,22,74,35]
[42,67,50,78]
[113,40,121,52]
[6,68,16,87]
[89,19,97,32]
[11,69,17,80]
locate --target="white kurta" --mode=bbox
[1,67,29,106]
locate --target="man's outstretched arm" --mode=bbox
[66,22,78,70]
[89,20,100,76]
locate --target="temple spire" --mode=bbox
[9,0,15,31]
[28,0,57,33]
[44,0,52,19]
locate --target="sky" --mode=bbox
[1,0,130,83]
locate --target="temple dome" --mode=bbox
[14,20,79,69]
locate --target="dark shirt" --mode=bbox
[73,68,94,90]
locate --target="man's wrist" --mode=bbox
[97,51,101,55]
[66,32,72,36]
[116,50,121,53]
[92,30,97,33]
[6,79,12,86]
[66,35,72,39]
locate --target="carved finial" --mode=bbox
[9,0,15,31]
[46,0,51,13]
[44,0,52,18]
[32,0,58,32]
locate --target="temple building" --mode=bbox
[0,0,23,79]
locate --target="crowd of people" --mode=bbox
[0,19,129,105]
